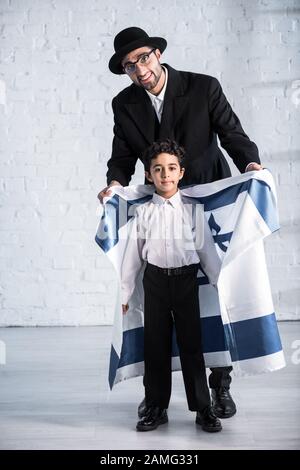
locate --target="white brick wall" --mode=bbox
[0,0,299,325]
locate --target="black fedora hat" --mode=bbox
[109,27,167,75]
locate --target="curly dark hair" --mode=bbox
[143,139,186,172]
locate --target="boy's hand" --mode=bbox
[122,304,129,314]
[98,180,122,204]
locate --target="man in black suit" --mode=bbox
[98,27,263,421]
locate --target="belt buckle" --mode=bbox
[167,268,172,276]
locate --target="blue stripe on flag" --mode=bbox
[247,179,280,233]
[119,327,145,368]
[226,312,282,362]
[189,180,249,210]
[110,312,282,387]
[109,345,119,389]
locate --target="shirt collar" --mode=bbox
[152,189,182,208]
[146,66,168,104]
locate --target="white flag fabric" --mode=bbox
[95,170,285,389]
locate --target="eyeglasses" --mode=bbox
[122,48,156,75]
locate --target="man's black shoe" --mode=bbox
[136,407,168,432]
[196,406,222,432]
[138,397,147,419]
[211,387,237,418]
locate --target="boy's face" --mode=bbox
[145,152,185,198]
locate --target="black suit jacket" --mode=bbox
[106,64,260,187]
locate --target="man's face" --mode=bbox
[121,46,163,92]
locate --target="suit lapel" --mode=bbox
[159,64,188,140]
[124,87,156,144]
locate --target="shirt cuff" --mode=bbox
[121,288,131,306]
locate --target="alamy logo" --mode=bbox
[291,339,300,365]
[291,80,300,108]
[0,340,6,365]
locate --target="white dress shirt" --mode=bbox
[121,189,221,304]
[146,66,168,123]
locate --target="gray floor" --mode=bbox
[0,322,299,450]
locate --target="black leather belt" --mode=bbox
[146,262,200,276]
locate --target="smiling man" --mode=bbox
[124,46,165,92]
[98,26,263,423]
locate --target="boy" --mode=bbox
[121,139,222,433]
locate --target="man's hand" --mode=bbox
[245,162,264,172]
[122,304,129,315]
[97,180,122,204]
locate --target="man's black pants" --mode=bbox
[142,262,211,411]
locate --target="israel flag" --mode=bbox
[95,170,285,389]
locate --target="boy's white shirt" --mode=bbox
[120,189,221,305]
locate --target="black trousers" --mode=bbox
[142,263,211,411]
[209,366,232,389]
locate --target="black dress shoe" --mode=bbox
[196,406,222,433]
[136,407,168,432]
[211,387,237,418]
[138,397,147,419]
